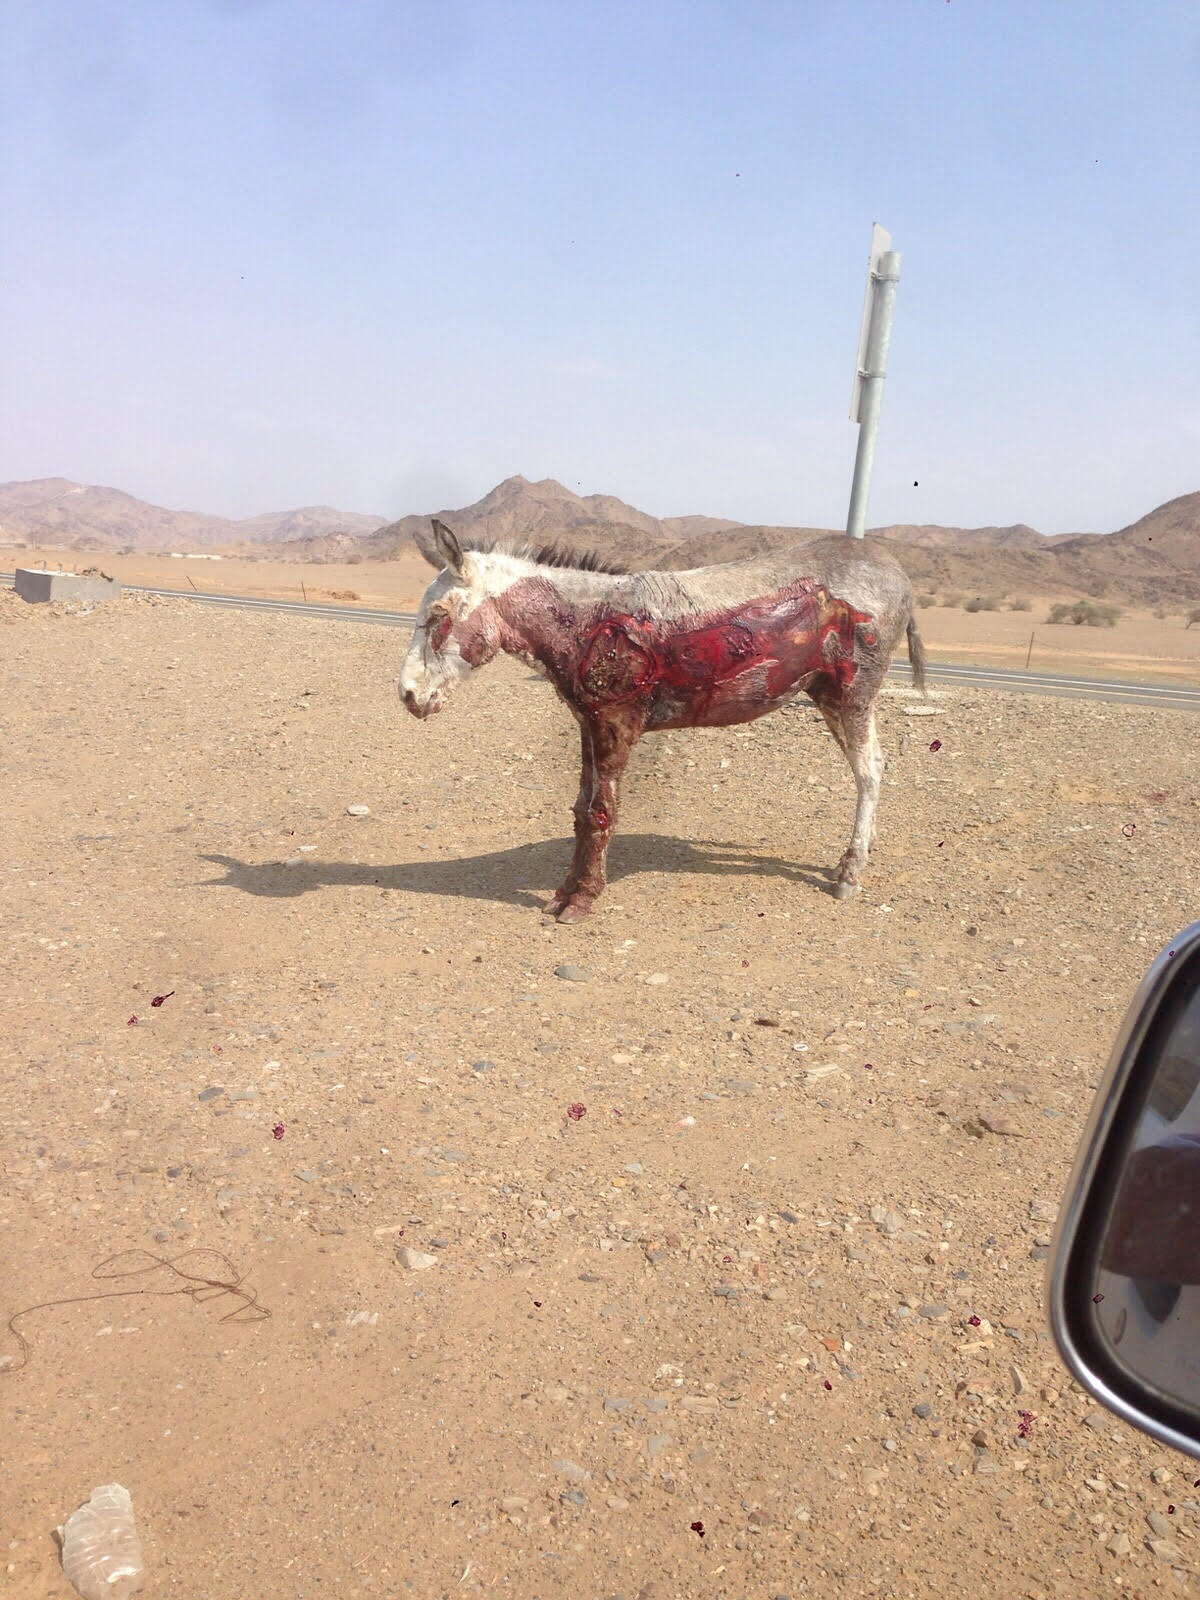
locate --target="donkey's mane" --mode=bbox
[465,537,632,577]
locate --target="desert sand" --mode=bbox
[2,583,1200,1598]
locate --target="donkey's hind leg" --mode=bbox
[815,698,885,900]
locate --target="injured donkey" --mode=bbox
[399,518,925,920]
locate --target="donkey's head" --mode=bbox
[398,520,504,718]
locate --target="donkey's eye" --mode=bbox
[427,612,453,652]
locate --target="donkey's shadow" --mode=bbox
[199,834,834,909]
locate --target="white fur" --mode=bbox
[397,567,473,714]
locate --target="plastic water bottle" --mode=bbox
[58,1483,144,1600]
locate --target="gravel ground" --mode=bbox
[3,588,1200,1599]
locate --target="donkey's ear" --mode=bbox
[430,518,465,575]
[414,518,466,573]
[412,523,440,568]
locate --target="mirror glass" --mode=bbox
[1091,962,1200,1415]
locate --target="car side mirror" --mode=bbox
[1050,920,1200,1459]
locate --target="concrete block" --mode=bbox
[14,568,122,604]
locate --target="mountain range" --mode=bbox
[0,478,388,550]
[2,474,1198,605]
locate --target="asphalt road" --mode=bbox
[6,574,1199,712]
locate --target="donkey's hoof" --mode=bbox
[555,897,595,923]
[544,887,577,918]
[832,878,861,901]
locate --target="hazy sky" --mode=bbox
[3,1,1197,533]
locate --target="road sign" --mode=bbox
[846,224,901,538]
[850,223,892,423]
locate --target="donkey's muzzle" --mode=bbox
[402,687,441,719]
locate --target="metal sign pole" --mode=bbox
[847,224,901,539]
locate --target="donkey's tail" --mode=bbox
[906,613,927,697]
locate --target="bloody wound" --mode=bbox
[568,579,871,729]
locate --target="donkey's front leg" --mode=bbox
[546,720,596,919]
[549,715,637,923]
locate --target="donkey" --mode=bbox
[399,519,925,921]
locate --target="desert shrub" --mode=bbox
[963,595,1000,613]
[1187,607,1200,629]
[1153,606,1169,620]
[1009,596,1032,611]
[915,591,937,608]
[1046,599,1122,627]
[941,590,965,608]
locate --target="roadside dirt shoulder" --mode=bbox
[3,596,1199,1598]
